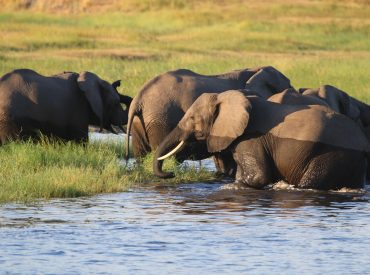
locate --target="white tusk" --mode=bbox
[157,140,184,161]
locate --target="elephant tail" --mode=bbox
[125,95,141,161]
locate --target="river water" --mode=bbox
[1,134,370,274]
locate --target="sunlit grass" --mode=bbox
[0,138,214,203]
[0,1,368,101]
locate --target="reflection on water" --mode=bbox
[1,182,370,274]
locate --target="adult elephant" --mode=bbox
[268,87,330,107]
[269,86,370,180]
[126,66,292,164]
[154,90,369,190]
[0,69,132,143]
[299,85,370,127]
[269,85,370,125]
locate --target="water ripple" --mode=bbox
[1,183,370,274]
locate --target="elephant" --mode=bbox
[269,86,370,180]
[268,87,330,107]
[269,85,370,126]
[0,69,133,143]
[299,85,370,128]
[126,66,292,175]
[154,90,370,190]
[269,86,370,139]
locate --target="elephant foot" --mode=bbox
[214,171,235,183]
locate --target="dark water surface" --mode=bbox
[1,179,370,274]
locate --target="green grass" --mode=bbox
[0,0,369,202]
[0,1,369,101]
[0,138,214,204]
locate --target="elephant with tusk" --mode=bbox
[154,90,369,190]
[126,66,292,176]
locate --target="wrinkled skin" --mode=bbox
[270,86,370,179]
[154,90,370,190]
[127,66,292,175]
[0,69,132,143]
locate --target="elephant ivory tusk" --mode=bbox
[157,140,184,160]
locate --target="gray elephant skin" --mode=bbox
[126,66,292,168]
[154,90,370,190]
[0,69,133,143]
[269,85,370,129]
[269,85,370,179]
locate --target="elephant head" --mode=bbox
[77,72,132,133]
[300,85,361,123]
[153,90,251,178]
[245,66,293,98]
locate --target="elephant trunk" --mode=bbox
[153,126,187,178]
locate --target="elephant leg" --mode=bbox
[233,138,274,189]
[366,158,370,183]
[69,130,88,143]
[132,117,151,159]
[367,156,370,182]
[298,149,366,190]
[62,124,88,143]
[213,151,237,178]
[0,130,11,144]
[363,126,370,181]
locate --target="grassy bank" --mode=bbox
[0,139,214,203]
[0,0,369,202]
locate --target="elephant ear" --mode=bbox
[77,71,104,127]
[245,66,292,98]
[319,85,360,121]
[112,80,121,89]
[207,90,252,153]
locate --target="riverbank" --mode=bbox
[0,136,214,203]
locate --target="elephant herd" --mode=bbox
[0,66,369,190]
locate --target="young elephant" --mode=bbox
[154,90,369,190]
[0,69,132,143]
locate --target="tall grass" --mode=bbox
[0,138,213,203]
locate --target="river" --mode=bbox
[1,134,369,273]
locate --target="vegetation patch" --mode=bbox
[0,138,214,204]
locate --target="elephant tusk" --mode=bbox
[157,140,184,160]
